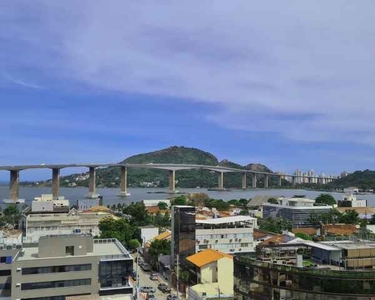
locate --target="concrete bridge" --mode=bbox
[0,163,335,203]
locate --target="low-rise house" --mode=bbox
[140,226,159,247]
[187,249,233,300]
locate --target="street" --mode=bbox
[134,254,177,300]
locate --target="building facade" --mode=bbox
[24,209,114,243]
[10,235,133,299]
[263,198,332,227]
[196,216,257,254]
[171,206,196,267]
[234,240,375,300]
[187,249,233,300]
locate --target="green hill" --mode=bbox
[35,146,276,189]
[327,170,375,190]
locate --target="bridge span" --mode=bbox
[0,163,335,203]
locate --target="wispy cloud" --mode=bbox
[2,73,44,90]
[1,1,375,175]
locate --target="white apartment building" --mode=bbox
[195,216,257,254]
[32,194,70,213]
[340,188,367,208]
[24,209,115,243]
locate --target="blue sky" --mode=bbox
[1,1,375,180]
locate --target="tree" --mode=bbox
[128,239,141,251]
[370,214,375,225]
[340,210,359,225]
[259,217,292,234]
[268,198,279,204]
[1,205,21,227]
[315,194,336,206]
[99,217,135,247]
[123,202,151,226]
[158,201,169,210]
[173,196,187,206]
[149,239,171,267]
[295,232,312,240]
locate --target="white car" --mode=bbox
[140,286,156,293]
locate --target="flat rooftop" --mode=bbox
[17,239,131,261]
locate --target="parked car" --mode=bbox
[147,293,156,300]
[141,263,151,272]
[149,273,158,281]
[140,286,156,293]
[158,283,171,293]
[167,295,178,300]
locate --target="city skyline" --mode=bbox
[2,1,375,180]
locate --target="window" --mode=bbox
[199,245,208,250]
[22,279,91,290]
[22,264,91,275]
[65,246,74,256]
[241,243,249,247]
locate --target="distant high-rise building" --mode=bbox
[171,206,196,268]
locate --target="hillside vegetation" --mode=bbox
[327,170,375,190]
[30,146,279,189]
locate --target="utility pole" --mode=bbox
[176,254,179,299]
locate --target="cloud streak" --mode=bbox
[1,0,375,174]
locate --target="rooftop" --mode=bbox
[16,238,131,261]
[187,249,232,268]
[196,215,256,225]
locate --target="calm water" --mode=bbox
[1,186,375,208]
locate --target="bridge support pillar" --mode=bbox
[218,172,224,190]
[52,168,60,199]
[168,170,176,193]
[292,176,296,186]
[3,170,24,204]
[264,175,269,188]
[252,173,257,189]
[242,173,247,190]
[86,167,99,199]
[118,166,129,197]
[278,176,282,187]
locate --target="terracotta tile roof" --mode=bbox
[253,229,274,239]
[258,235,284,246]
[323,224,358,235]
[146,206,170,215]
[186,249,233,268]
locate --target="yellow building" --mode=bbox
[186,249,233,300]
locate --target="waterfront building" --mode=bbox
[24,208,116,243]
[338,188,367,208]
[171,206,196,267]
[234,239,375,299]
[187,249,233,300]
[195,216,257,254]
[32,194,70,213]
[262,197,332,227]
[10,235,133,299]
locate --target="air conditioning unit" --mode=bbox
[239,248,242,251]
[215,240,218,243]
[235,238,238,241]
[239,238,242,242]
[16,283,21,287]
[229,239,232,242]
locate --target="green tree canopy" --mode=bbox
[99,217,136,247]
[123,202,151,226]
[295,232,312,240]
[0,204,21,227]
[158,201,169,210]
[173,196,187,206]
[128,239,141,251]
[259,217,293,234]
[315,194,336,206]
[149,239,171,267]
